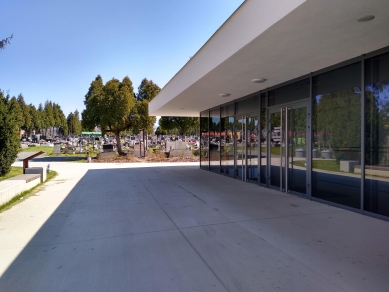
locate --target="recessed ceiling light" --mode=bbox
[252,78,266,83]
[358,15,375,22]
[219,93,230,97]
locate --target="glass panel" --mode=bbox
[200,111,209,169]
[260,93,267,110]
[236,95,259,115]
[364,52,389,217]
[312,62,361,209]
[269,78,310,107]
[247,115,259,182]
[235,116,245,180]
[260,108,267,184]
[209,109,220,173]
[288,107,307,194]
[221,116,235,177]
[221,103,234,118]
[270,111,282,188]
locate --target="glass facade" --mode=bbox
[200,111,209,170]
[259,93,267,185]
[312,63,361,208]
[199,46,389,220]
[209,109,221,172]
[246,114,259,182]
[364,52,389,217]
[221,104,235,177]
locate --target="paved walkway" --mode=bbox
[0,162,388,292]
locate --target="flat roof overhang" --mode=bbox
[149,0,389,117]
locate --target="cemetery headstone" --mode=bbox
[103,144,114,152]
[53,143,62,154]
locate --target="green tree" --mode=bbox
[44,100,54,136]
[82,76,105,131]
[85,75,104,103]
[159,117,199,138]
[133,78,160,134]
[73,109,82,134]
[136,78,161,101]
[67,110,81,135]
[155,126,167,136]
[9,96,23,130]
[17,94,32,134]
[82,76,136,154]
[37,103,45,134]
[52,103,61,134]
[315,89,361,161]
[67,112,75,134]
[29,104,42,134]
[0,91,20,176]
[132,100,155,134]
[53,103,68,136]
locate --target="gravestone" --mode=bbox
[97,152,117,160]
[321,150,332,159]
[312,149,320,158]
[103,144,114,152]
[65,146,75,154]
[295,149,306,158]
[169,149,192,158]
[53,143,61,154]
[166,141,187,151]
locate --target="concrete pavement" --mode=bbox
[0,161,388,292]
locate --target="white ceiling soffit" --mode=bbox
[149,0,389,117]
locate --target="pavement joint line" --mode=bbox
[9,209,343,250]
[177,209,345,230]
[137,176,231,292]
[1,227,178,249]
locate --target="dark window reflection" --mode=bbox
[200,111,209,169]
[236,95,259,115]
[364,52,389,217]
[269,78,310,107]
[247,114,259,182]
[260,94,267,185]
[312,62,361,209]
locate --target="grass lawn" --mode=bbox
[20,146,100,157]
[20,146,53,155]
[0,166,23,182]
[293,160,341,172]
[261,146,309,156]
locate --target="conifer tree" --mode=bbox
[0,91,20,175]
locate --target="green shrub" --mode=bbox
[0,92,20,176]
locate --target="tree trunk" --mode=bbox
[115,131,124,155]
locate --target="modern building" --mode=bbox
[149,0,389,221]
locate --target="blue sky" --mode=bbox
[0,0,243,116]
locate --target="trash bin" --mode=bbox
[295,149,306,158]
[312,149,320,158]
[321,150,332,159]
